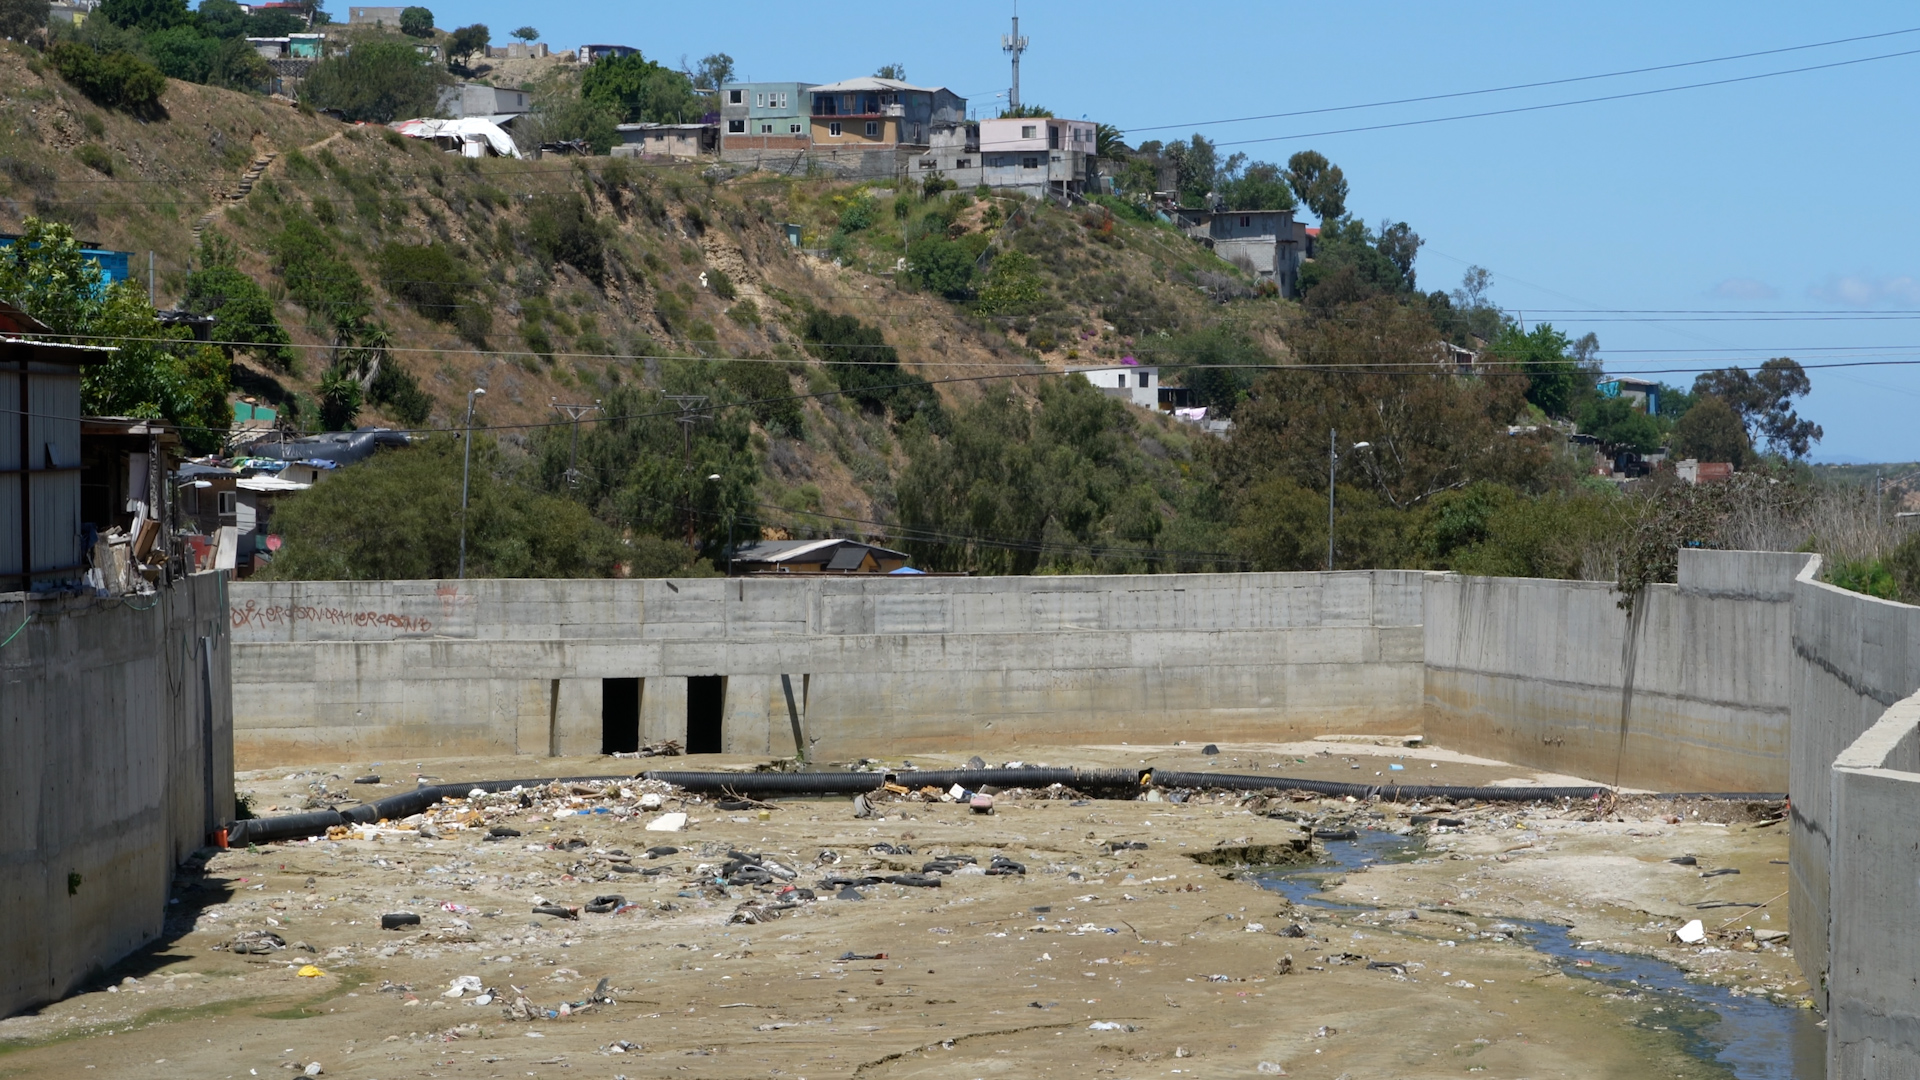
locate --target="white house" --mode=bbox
[1069,363,1159,410]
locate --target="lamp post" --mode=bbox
[458,387,485,580]
[1327,430,1371,571]
[705,474,731,575]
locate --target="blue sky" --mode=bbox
[373,1,1920,462]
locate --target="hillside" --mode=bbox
[1,45,1286,546]
[17,40,1898,594]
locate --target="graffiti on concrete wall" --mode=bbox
[229,599,434,633]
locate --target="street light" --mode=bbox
[704,474,732,575]
[1327,431,1372,571]
[458,387,485,580]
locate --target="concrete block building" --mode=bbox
[720,81,816,155]
[920,116,1098,198]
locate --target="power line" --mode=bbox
[1207,46,1920,150]
[1126,25,1920,133]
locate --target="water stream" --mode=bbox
[1251,829,1824,1080]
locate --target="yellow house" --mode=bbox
[807,77,966,149]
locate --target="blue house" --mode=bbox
[0,234,134,287]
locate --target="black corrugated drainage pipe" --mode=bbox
[221,766,1786,847]
[223,774,633,847]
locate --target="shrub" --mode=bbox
[526,193,606,283]
[183,252,296,369]
[707,267,736,300]
[905,234,982,300]
[376,242,476,322]
[721,359,803,437]
[47,42,167,113]
[399,5,434,37]
[368,357,433,425]
[75,143,113,176]
[80,112,106,138]
[838,194,876,232]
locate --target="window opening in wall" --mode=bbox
[761,123,773,133]
[728,119,746,133]
[728,89,743,104]
[790,123,803,134]
[217,490,237,516]
[602,677,640,754]
[1022,156,1039,169]
[865,120,879,137]
[686,675,724,753]
[829,121,841,137]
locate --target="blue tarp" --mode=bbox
[888,566,926,575]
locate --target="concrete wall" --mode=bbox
[1786,557,1920,1011]
[1826,688,1920,1077]
[227,571,1427,766]
[1,573,234,1018]
[1424,550,1812,793]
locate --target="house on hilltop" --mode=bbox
[720,81,816,158]
[1170,207,1308,296]
[920,116,1098,199]
[729,538,912,575]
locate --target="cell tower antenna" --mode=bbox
[1001,5,1029,112]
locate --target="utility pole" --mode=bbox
[549,397,601,487]
[458,387,485,579]
[1327,428,1337,572]
[1002,6,1028,113]
[663,394,709,545]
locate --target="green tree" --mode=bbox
[998,103,1053,118]
[183,235,294,369]
[536,378,758,563]
[445,22,489,71]
[580,49,700,123]
[398,6,433,37]
[99,0,188,31]
[0,0,49,41]
[1094,123,1127,160]
[692,52,734,90]
[300,40,449,122]
[897,378,1185,574]
[1576,394,1661,454]
[1163,134,1218,206]
[47,42,168,113]
[1668,394,1752,466]
[510,25,539,43]
[1489,322,1587,418]
[1216,159,1296,211]
[1286,149,1348,226]
[1374,220,1422,291]
[520,93,621,154]
[874,62,905,80]
[1692,358,1823,458]
[259,438,628,579]
[0,219,229,452]
[1297,219,1412,300]
[799,310,941,428]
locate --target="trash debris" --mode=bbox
[966,755,988,769]
[838,952,887,961]
[444,976,484,999]
[380,913,421,930]
[296,965,326,978]
[887,873,943,888]
[532,904,580,920]
[644,812,688,832]
[304,1063,324,1077]
[1088,1021,1138,1032]
[1675,919,1708,944]
[227,930,286,954]
[638,793,665,811]
[1202,744,1220,755]
[970,793,995,814]
[1275,954,1293,975]
[486,826,521,840]
[352,776,380,785]
[852,794,874,819]
[1668,855,1698,866]
[584,895,625,914]
[987,854,1027,876]
[1256,1062,1286,1074]
[1701,867,1740,878]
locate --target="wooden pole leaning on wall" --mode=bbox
[781,674,808,763]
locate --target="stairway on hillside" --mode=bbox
[192,151,278,240]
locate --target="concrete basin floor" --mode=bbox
[0,744,1807,1079]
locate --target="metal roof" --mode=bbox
[731,538,910,563]
[809,77,948,95]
